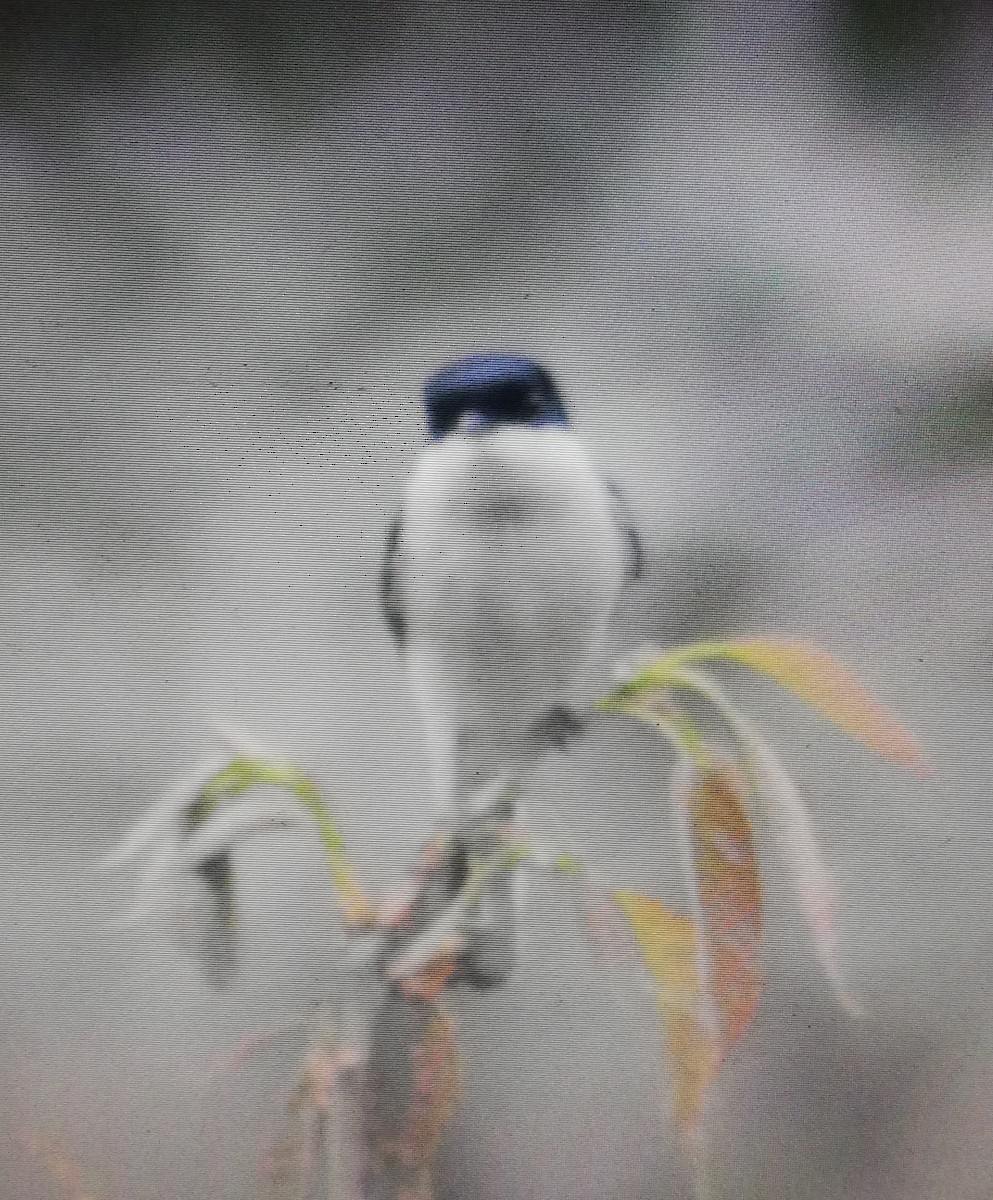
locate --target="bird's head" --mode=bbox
[423,353,569,441]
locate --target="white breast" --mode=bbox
[400,425,625,804]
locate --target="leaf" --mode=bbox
[614,760,764,1151]
[739,722,862,1015]
[646,665,861,1017]
[106,751,375,990]
[613,891,721,1139]
[608,638,930,777]
[682,761,764,1048]
[181,795,313,866]
[99,754,231,869]
[192,756,375,927]
[595,688,710,768]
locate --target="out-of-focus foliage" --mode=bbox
[103,749,374,986]
[613,891,720,1139]
[601,638,925,1188]
[605,638,931,776]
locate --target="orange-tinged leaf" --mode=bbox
[685,763,764,1048]
[673,638,930,777]
[398,938,462,1002]
[614,891,721,1138]
[655,668,861,1017]
[613,763,764,1142]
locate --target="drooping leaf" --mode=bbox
[608,638,930,776]
[106,752,375,991]
[613,890,721,1139]
[613,759,764,1149]
[595,687,709,767]
[681,760,765,1048]
[181,795,313,866]
[99,753,231,870]
[643,665,861,1017]
[736,720,861,1015]
[191,755,375,927]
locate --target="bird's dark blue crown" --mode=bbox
[423,353,569,440]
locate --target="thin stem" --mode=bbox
[192,756,374,925]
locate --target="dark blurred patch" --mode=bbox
[832,0,975,79]
[0,0,675,99]
[0,0,402,95]
[639,536,788,645]
[6,127,197,318]
[872,367,993,478]
[828,0,993,155]
[192,851,239,988]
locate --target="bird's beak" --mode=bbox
[458,409,491,436]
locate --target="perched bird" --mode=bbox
[381,353,641,985]
[382,352,642,818]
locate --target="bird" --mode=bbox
[382,351,641,816]
[380,353,642,984]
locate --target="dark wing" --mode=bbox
[380,514,407,644]
[605,478,645,583]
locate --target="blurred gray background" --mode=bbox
[3,1,993,1197]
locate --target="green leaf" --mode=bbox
[596,688,711,769]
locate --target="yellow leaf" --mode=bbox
[614,891,720,1138]
[623,639,931,777]
[614,763,765,1142]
